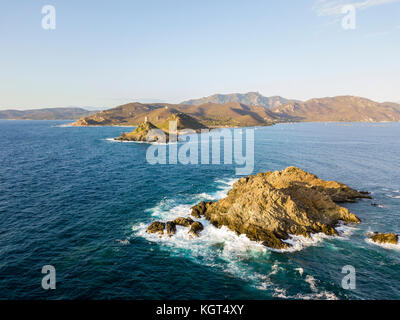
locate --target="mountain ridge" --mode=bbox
[0,107,94,120]
[272,96,400,122]
[70,94,400,128]
[181,92,300,109]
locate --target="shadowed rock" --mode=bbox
[146,221,165,235]
[189,222,204,238]
[166,222,176,237]
[191,201,212,218]
[146,217,203,238]
[191,167,368,249]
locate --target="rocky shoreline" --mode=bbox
[146,167,373,249]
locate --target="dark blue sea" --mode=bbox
[1,120,400,300]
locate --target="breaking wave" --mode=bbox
[130,177,343,299]
[365,238,400,250]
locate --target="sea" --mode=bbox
[0,120,399,299]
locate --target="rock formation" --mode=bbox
[189,222,204,238]
[115,120,169,143]
[368,232,398,245]
[191,167,370,249]
[146,217,203,238]
[146,221,165,235]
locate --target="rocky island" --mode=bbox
[147,167,371,249]
[115,119,170,143]
[368,232,399,245]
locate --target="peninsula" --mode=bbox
[70,93,400,129]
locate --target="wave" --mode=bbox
[130,177,343,299]
[105,137,171,145]
[365,238,400,250]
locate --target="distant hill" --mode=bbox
[71,103,207,129]
[70,102,282,128]
[178,102,284,127]
[272,96,400,122]
[69,94,400,129]
[0,107,94,120]
[181,92,300,109]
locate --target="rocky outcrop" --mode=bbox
[369,232,398,245]
[146,221,165,235]
[189,222,204,238]
[166,222,176,237]
[191,167,369,249]
[146,217,203,238]
[173,217,194,227]
[115,120,169,143]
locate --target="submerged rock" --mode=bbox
[191,167,368,249]
[369,232,398,245]
[116,120,169,143]
[146,217,202,238]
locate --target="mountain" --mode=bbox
[71,103,165,126]
[272,96,400,122]
[178,102,283,127]
[71,103,207,130]
[0,107,93,120]
[70,95,400,129]
[70,102,281,128]
[181,92,299,109]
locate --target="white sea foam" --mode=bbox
[335,221,358,238]
[278,233,330,253]
[295,267,304,276]
[105,137,170,145]
[116,239,130,245]
[131,177,342,299]
[271,274,338,300]
[365,238,400,250]
[105,138,120,143]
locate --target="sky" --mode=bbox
[0,0,399,110]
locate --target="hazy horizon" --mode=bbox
[1,91,400,111]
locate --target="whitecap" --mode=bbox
[131,178,346,297]
[116,239,130,245]
[335,221,358,238]
[365,238,400,250]
[106,138,169,145]
[295,267,304,276]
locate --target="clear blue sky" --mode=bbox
[0,0,399,109]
